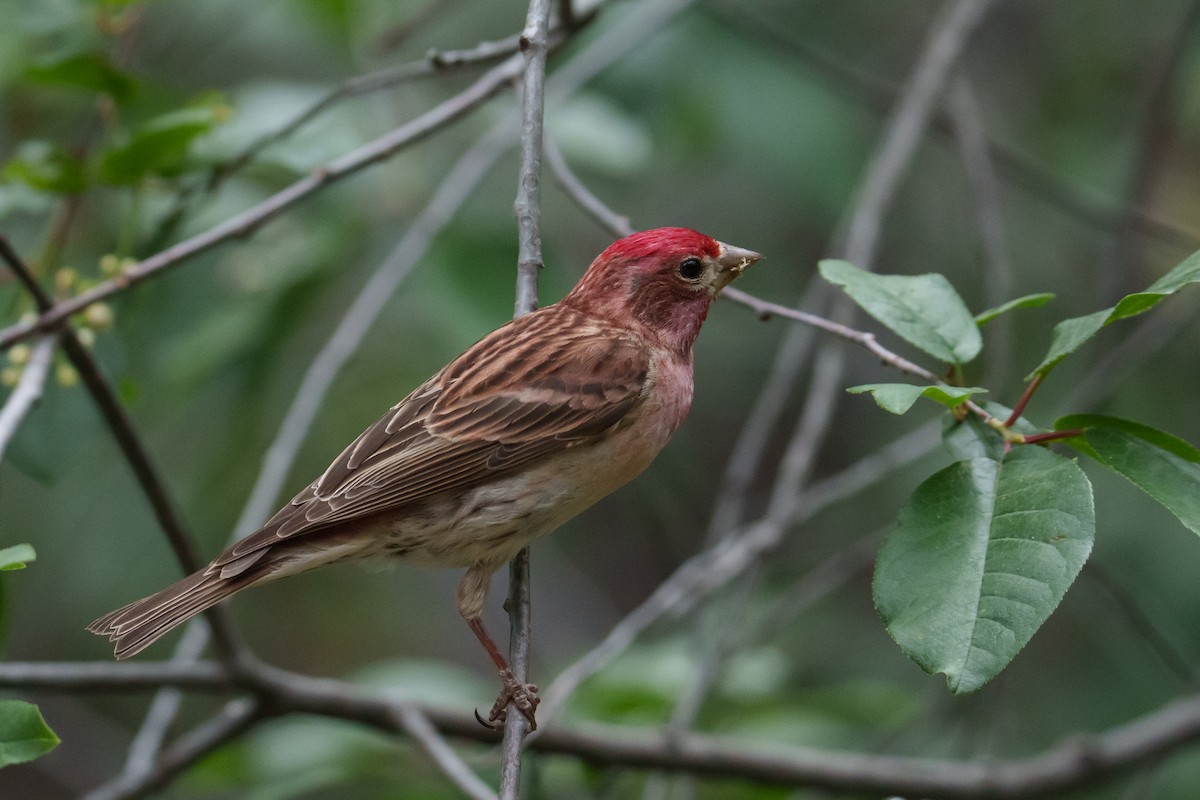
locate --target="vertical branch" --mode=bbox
[512,1,552,319]
[113,127,515,785]
[503,1,552,796]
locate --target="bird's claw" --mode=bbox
[484,668,540,730]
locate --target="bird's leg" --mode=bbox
[466,616,540,730]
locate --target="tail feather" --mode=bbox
[88,569,251,659]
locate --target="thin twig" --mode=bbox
[501,0,553,791]
[81,700,262,800]
[0,335,54,458]
[533,0,995,726]
[114,125,515,783]
[534,423,937,727]
[0,54,526,351]
[837,0,997,264]
[544,136,633,239]
[703,2,1200,255]
[394,704,499,800]
[210,26,575,193]
[0,238,245,666]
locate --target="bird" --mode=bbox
[89,227,762,728]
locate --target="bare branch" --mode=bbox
[721,288,940,382]
[13,655,1200,799]
[0,238,245,665]
[0,54,526,351]
[501,0,554,789]
[704,3,1200,254]
[534,422,936,727]
[0,661,232,691]
[0,335,54,459]
[115,124,515,784]
[512,0,553,319]
[838,0,997,265]
[214,31,545,186]
[81,700,261,800]
[394,705,499,800]
[544,136,633,238]
[533,0,994,724]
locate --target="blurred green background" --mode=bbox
[2,0,1200,797]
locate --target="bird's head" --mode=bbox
[563,227,762,356]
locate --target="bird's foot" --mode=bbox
[477,668,539,731]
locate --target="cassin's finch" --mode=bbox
[90,227,761,727]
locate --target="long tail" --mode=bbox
[87,567,256,659]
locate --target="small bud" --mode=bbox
[76,328,96,347]
[55,267,77,293]
[120,257,139,275]
[8,344,30,365]
[19,311,37,326]
[56,364,77,387]
[1,366,21,386]
[100,254,121,276]
[84,303,114,331]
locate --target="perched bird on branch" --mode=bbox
[90,227,761,727]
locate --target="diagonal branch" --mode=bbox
[81,699,262,800]
[0,54,526,351]
[112,123,516,788]
[0,237,245,666]
[0,335,54,459]
[394,705,499,800]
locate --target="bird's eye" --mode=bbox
[678,257,703,281]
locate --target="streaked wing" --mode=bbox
[219,305,649,563]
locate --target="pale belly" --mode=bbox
[358,355,693,570]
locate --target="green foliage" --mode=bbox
[818,259,982,364]
[0,543,36,570]
[873,447,1095,693]
[1056,415,1200,536]
[0,700,60,767]
[974,292,1055,326]
[23,52,138,103]
[98,106,227,184]
[1030,248,1200,377]
[3,141,88,194]
[823,258,1200,693]
[847,382,986,414]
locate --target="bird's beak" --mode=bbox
[713,241,763,290]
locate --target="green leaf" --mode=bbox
[819,260,981,363]
[98,107,224,184]
[1055,414,1200,535]
[847,383,986,415]
[3,141,88,194]
[942,402,1041,463]
[1030,248,1200,377]
[874,446,1094,694]
[974,293,1055,326]
[0,544,36,571]
[24,53,137,103]
[943,414,1005,462]
[0,700,60,767]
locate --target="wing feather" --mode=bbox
[218,306,649,565]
